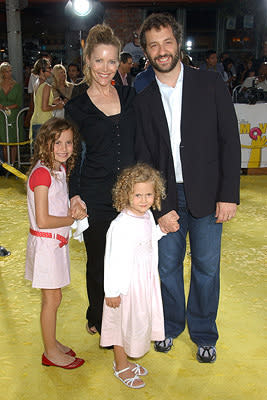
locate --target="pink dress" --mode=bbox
[100,209,165,358]
[25,161,70,289]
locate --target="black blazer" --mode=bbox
[134,65,241,219]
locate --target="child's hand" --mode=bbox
[105,296,121,308]
[70,195,88,220]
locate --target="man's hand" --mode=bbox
[105,296,121,308]
[215,202,237,223]
[158,210,180,234]
[70,195,88,220]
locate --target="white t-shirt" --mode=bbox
[156,63,184,183]
[28,73,39,94]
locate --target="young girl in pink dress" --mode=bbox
[25,118,85,370]
[100,163,166,389]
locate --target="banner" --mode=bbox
[234,103,267,168]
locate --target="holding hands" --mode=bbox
[158,210,180,234]
[105,296,121,308]
[70,195,88,220]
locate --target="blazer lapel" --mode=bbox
[181,66,194,144]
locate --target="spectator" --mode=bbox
[199,49,224,76]
[113,52,133,86]
[24,54,52,128]
[52,64,74,117]
[67,63,82,84]
[29,58,64,140]
[222,58,236,93]
[241,62,267,92]
[239,57,256,84]
[123,31,145,76]
[219,52,236,78]
[0,62,23,164]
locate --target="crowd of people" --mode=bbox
[0,12,265,390]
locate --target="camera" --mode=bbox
[236,87,265,104]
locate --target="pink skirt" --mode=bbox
[100,247,165,358]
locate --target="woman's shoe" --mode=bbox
[42,353,84,369]
[86,322,97,335]
[113,360,148,376]
[114,366,145,389]
[65,349,76,357]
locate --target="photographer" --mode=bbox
[241,62,267,92]
[238,62,267,104]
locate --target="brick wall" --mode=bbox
[104,7,145,48]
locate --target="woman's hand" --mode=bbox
[70,195,88,220]
[105,296,121,308]
[53,96,62,105]
[56,102,64,110]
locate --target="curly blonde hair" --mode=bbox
[83,24,121,85]
[113,163,166,212]
[27,117,79,180]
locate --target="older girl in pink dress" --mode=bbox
[100,163,166,389]
[25,118,84,369]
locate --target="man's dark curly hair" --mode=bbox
[140,13,183,52]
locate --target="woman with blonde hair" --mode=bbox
[0,62,23,164]
[30,58,64,140]
[52,64,73,117]
[65,24,136,337]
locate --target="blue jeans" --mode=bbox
[32,124,42,140]
[158,184,222,346]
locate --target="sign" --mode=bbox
[234,103,267,168]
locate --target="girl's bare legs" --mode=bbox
[114,345,144,386]
[41,288,75,365]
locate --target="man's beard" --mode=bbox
[147,51,180,73]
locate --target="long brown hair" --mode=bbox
[27,118,79,180]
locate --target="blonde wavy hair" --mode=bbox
[113,163,166,212]
[27,118,79,180]
[83,24,121,85]
[52,64,72,89]
[0,62,16,87]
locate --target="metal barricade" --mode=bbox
[232,85,242,103]
[16,107,30,169]
[0,109,11,164]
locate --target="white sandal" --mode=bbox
[113,360,148,376]
[114,366,145,389]
[131,363,148,376]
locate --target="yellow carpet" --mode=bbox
[0,175,266,400]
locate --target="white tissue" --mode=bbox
[70,217,89,242]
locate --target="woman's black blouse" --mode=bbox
[65,85,136,218]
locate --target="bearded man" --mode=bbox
[134,13,241,363]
